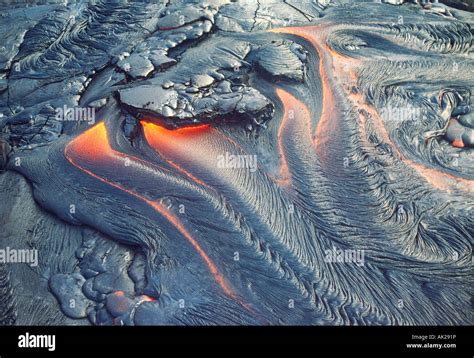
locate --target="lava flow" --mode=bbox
[276,88,314,187]
[64,122,240,302]
[271,25,474,193]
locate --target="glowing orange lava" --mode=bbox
[140,295,156,302]
[276,88,313,187]
[141,122,213,189]
[64,122,239,301]
[452,139,464,148]
[271,25,474,193]
[271,26,340,157]
[141,120,255,184]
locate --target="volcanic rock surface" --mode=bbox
[0,0,472,325]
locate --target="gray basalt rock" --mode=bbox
[49,273,91,319]
[0,0,472,327]
[254,40,307,82]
